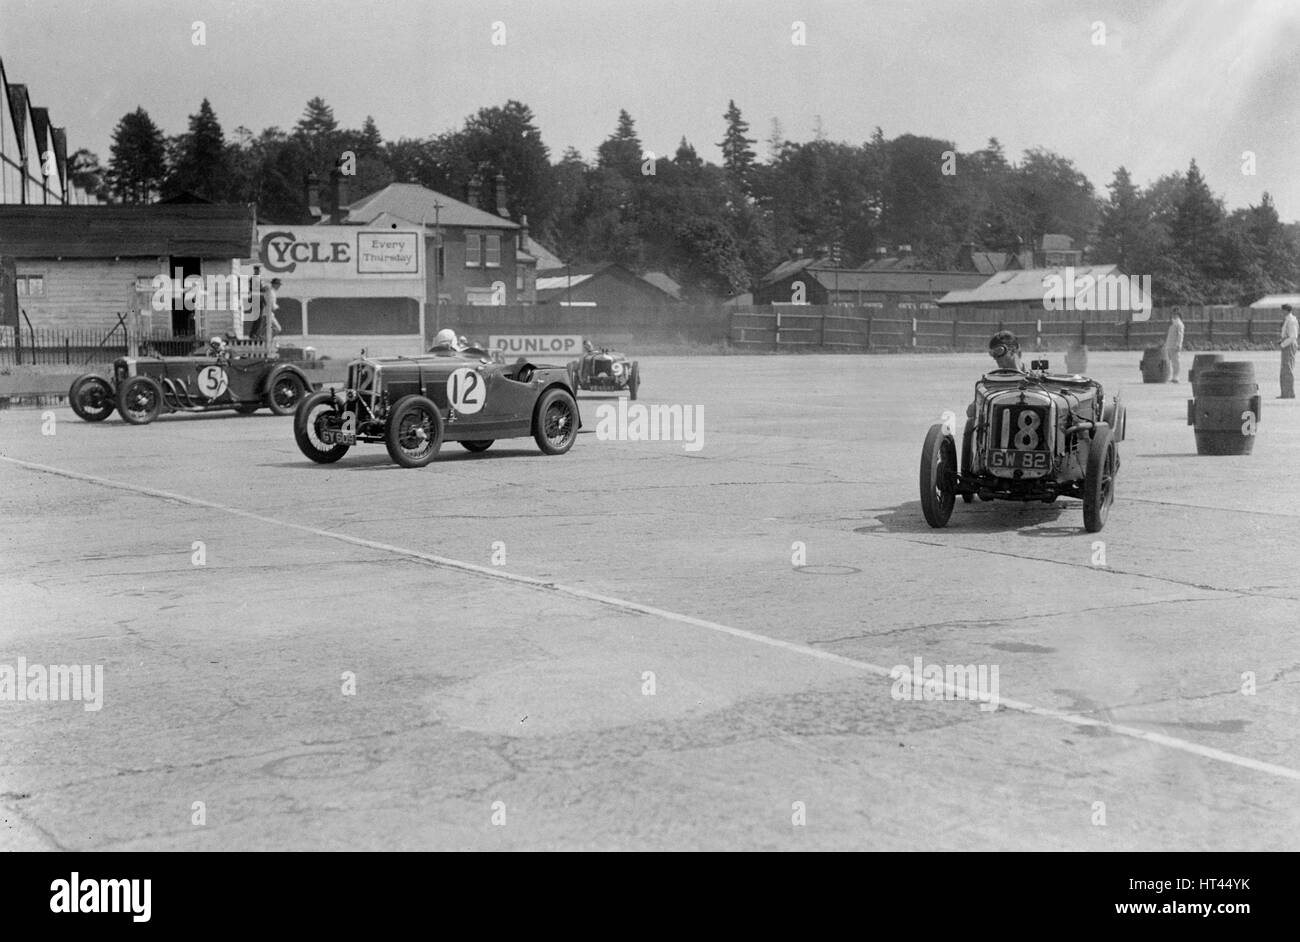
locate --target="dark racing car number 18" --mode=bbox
[990,404,1048,470]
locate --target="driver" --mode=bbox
[431,328,461,352]
[968,331,1025,419]
[208,336,229,360]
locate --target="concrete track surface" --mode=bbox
[1,352,1297,851]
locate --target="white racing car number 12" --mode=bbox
[447,367,486,415]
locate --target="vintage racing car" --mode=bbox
[920,360,1127,533]
[294,351,580,468]
[568,343,640,399]
[69,347,312,425]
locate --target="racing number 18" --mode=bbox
[999,407,1041,450]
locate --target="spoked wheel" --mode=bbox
[460,440,494,453]
[69,375,116,422]
[267,372,306,415]
[294,392,350,463]
[116,375,164,425]
[385,395,444,468]
[1083,425,1117,533]
[919,423,957,528]
[960,420,975,503]
[534,388,578,455]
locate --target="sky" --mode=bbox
[2,0,1297,218]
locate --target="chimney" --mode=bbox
[494,172,510,218]
[467,174,482,209]
[305,172,321,219]
[328,167,348,225]
[519,213,530,249]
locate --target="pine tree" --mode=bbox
[163,98,229,200]
[596,110,643,180]
[1171,158,1224,272]
[718,100,756,194]
[358,116,383,157]
[106,107,167,203]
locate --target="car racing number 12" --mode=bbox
[196,365,229,399]
[448,367,486,415]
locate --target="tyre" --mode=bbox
[959,420,974,502]
[919,423,957,528]
[1083,424,1116,533]
[385,395,444,468]
[69,375,116,422]
[294,392,350,464]
[460,440,494,453]
[116,375,164,425]
[267,370,307,416]
[628,362,640,400]
[533,387,578,455]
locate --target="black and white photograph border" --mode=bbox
[1,0,1298,871]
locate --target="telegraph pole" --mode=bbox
[431,200,444,335]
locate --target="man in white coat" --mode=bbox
[1164,309,1184,383]
[1279,303,1297,399]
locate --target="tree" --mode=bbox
[1171,159,1225,274]
[67,148,109,201]
[106,107,167,203]
[163,98,230,201]
[596,110,643,180]
[718,100,757,195]
[441,100,554,225]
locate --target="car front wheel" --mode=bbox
[1083,425,1116,533]
[919,423,957,528]
[385,395,444,467]
[116,375,164,425]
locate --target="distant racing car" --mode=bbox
[294,351,580,468]
[920,359,1126,533]
[568,342,640,399]
[69,345,311,425]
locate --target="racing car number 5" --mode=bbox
[447,367,485,414]
[196,366,229,399]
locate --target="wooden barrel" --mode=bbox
[1140,345,1170,383]
[1187,361,1261,456]
[1188,353,1225,398]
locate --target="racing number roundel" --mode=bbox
[196,366,229,399]
[447,368,485,415]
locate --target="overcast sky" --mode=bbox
[3,0,1296,219]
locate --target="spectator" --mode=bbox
[1280,304,1297,399]
[1165,309,1184,383]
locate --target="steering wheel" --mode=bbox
[514,359,534,383]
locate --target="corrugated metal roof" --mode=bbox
[1250,294,1300,309]
[0,203,257,258]
[808,269,988,293]
[346,183,519,230]
[938,266,1123,304]
[535,273,593,291]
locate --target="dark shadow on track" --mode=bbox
[856,498,1072,535]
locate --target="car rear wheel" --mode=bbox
[919,423,957,528]
[460,440,494,453]
[267,371,306,415]
[69,375,116,422]
[1083,425,1116,533]
[116,375,164,425]
[294,392,350,463]
[628,362,640,400]
[534,388,578,455]
[385,395,444,468]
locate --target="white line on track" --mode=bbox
[6,454,1300,785]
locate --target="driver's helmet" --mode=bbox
[583,339,594,353]
[457,335,468,348]
[208,336,228,356]
[433,328,457,348]
[988,330,1021,370]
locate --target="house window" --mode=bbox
[516,269,525,292]
[16,274,46,297]
[466,234,481,267]
[436,245,446,277]
[485,234,501,268]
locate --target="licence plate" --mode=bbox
[321,430,356,445]
[989,449,1049,470]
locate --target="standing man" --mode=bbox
[1279,303,1297,399]
[1165,308,1185,383]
